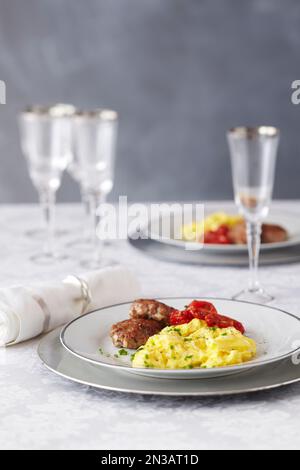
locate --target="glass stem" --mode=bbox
[246,221,262,292]
[40,190,56,257]
[87,193,103,265]
[81,190,91,242]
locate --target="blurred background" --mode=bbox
[0,0,300,203]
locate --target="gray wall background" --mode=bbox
[0,0,300,203]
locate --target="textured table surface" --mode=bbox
[1,202,300,450]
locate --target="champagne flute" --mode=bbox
[67,161,111,249]
[227,126,280,303]
[72,108,118,268]
[19,104,75,264]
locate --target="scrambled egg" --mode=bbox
[182,212,243,242]
[132,318,256,369]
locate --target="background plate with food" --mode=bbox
[145,203,300,253]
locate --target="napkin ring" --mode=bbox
[70,276,92,314]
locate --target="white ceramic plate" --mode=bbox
[60,297,300,379]
[146,206,300,253]
[40,327,300,396]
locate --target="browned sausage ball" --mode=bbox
[110,318,164,349]
[228,221,247,245]
[228,222,288,245]
[129,299,174,325]
[261,224,288,244]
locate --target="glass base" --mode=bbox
[232,287,274,304]
[66,238,112,250]
[80,257,116,270]
[65,238,90,250]
[25,228,70,239]
[30,252,68,265]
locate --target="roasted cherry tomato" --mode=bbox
[169,309,194,325]
[169,300,245,334]
[204,225,232,244]
[187,300,218,316]
[205,313,245,334]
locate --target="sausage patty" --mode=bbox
[129,299,174,325]
[228,222,288,245]
[228,221,247,245]
[261,224,288,244]
[110,318,163,349]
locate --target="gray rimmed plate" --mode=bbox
[129,236,300,266]
[39,327,300,396]
[60,297,300,379]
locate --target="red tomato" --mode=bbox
[224,315,245,335]
[204,225,232,244]
[205,313,245,334]
[169,299,245,334]
[169,309,194,325]
[204,313,222,328]
[187,300,218,316]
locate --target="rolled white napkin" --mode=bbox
[0,266,140,346]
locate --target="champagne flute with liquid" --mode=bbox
[227,126,280,303]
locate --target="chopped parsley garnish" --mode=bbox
[173,328,182,335]
[222,333,228,336]
[170,344,175,350]
[99,348,104,354]
[118,349,128,356]
[185,355,193,360]
[144,361,154,368]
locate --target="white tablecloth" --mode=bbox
[1,202,300,450]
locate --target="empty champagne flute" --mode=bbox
[19,104,75,264]
[227,126,280,303]
[72,108,118,268]
[67,160,92,248]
